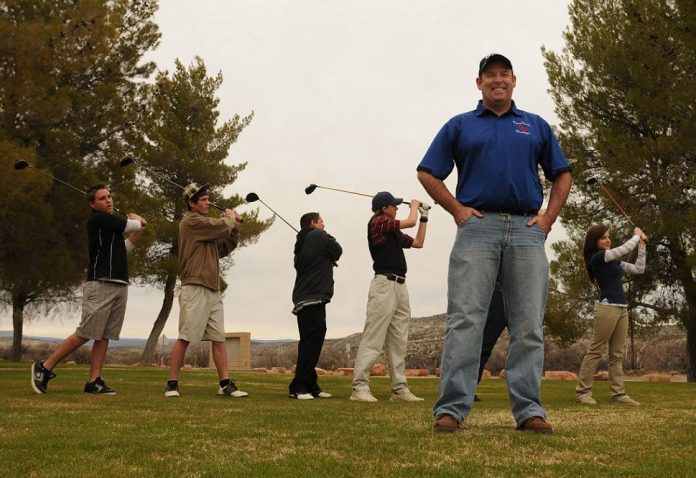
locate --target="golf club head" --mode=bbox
[305,184,318,195]
[586,177,598,186]
[14,160,30,170]
[245,192,259,203]
[119,156,135,168]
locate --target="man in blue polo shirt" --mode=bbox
[417,53,572,434]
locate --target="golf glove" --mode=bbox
[418,202,431,218]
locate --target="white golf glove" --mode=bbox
[418,202,431,218]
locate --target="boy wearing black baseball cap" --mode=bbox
[350,192,429,402]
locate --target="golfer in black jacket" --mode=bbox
[289,212,343,400]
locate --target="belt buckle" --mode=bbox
[385,273,404,284]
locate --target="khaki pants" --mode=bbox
[178,284,225,342]
[576,303,629,398]
[352,275,410,392]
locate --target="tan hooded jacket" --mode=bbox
[178,212,239,291]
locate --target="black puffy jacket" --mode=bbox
[292,228,343,305]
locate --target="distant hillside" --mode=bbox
[0,332,148,348]
[251,315,687,374]
[0,331,296,349]
[1,319,687,374]
[252,314,448,370]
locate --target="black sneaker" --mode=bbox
[84,377,117,395]
[31,361,56,394]
[164,381,180,398]
[218,380,249,397]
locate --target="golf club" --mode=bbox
[14,160,122,213]
[586,177,636,227]
[119,156,229,213]
[245,192,298,233]
[305,183,410,205]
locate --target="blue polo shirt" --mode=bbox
[417,100,571,213]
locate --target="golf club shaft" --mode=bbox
[24,165,122,214]
[317,185,409,205]
[596,181,635,227]
[127,159,225,212]
[27,165,88,196]
[259,199,298,233]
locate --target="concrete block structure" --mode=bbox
[209,332,251,370]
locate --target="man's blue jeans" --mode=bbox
[433,213,549,425]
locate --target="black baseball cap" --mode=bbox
[478,53,513,76]
[372,191,402,212]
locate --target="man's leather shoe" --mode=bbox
[517,416,553,434]
[433,414,459,433]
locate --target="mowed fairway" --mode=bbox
[2,362,695,477]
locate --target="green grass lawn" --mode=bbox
[2,362,695,477]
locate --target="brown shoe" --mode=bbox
[517,416,553,434]
[433,414,459,433]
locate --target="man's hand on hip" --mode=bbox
[527,214,553,235]
[454,205,483,226]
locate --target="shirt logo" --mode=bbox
[513,120,531,135]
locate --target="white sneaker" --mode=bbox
[289,392,314,400]
[164,381,180,398]
[218,381,249,398]
[390,389,424,402]
[350,389,378,402]
[576,394,597,405]
[315,391,332,398]
[612,395,640,406]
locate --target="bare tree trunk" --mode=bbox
[670,243,696,382]
[11,293,27,361]
[684,288,696,382]
[687,319,696,382]
[140,271,177,365]
[629,311,636,370]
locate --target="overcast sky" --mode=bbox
[3,0,573,341]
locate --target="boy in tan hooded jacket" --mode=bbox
[165,183,248,399]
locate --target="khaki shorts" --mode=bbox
[178,284,225,342]
[75,281,128,340]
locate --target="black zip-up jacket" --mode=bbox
[86,211,129,283]
[292,228,343,305]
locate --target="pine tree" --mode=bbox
[543,0,696,379]
[0,0,160,360]
[130,58,271,365]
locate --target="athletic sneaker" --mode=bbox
[612,395,640,406]
[164,381,180,398]
[390,388,424,402]
[350,389,378,402]
[313,391,332,399]
[218,380,249,398]
[84,377,117,395]
[31,361,56,394]
[576,394,597,405]
[289,392,314,400]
